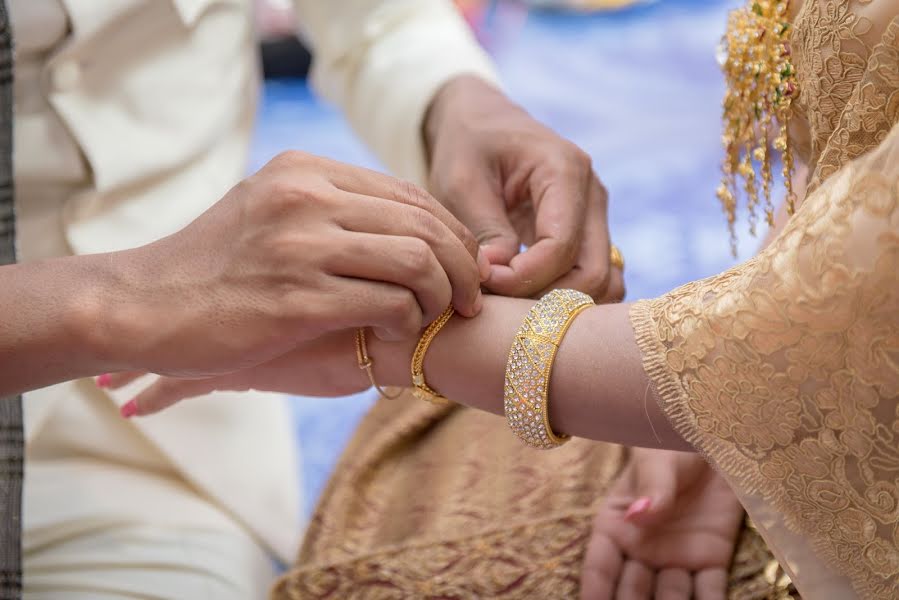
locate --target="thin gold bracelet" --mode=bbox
[355,328,403,400]
[504,289,593,449]
[410,305,455,405]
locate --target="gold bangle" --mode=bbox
[610,244,625,270]
[504,289,593,449]
[355,328,402,400]
[410,305,455,405]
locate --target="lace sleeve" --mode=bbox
[630,123,899,599]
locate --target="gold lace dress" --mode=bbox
[272,1,898,598]
[631,0,899,596]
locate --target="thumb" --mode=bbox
[623,452,682,528]
[445,174,520,266]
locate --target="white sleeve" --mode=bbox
[292,0,500,185]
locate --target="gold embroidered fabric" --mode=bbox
[631,113,899,598]
[790,0,899,192]
[273,397,624,598]
[272,396,799,599]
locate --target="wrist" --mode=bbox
[423,74,505,159]
[367,331,417,389]
[68,249,155,372]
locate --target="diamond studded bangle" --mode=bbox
[410,305,455,405]
[504,289,593,449]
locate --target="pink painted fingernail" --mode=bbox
[624,496,652,520]
[96,374,112,388]
[120,399,138,419]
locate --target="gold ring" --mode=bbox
[610,244,624,270]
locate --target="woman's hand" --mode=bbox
[96,151,487,379]
[101,329,372,416]
[580,448,744,600]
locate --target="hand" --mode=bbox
[424,75,623,302]
[97,151,486,378]
[100,329,368,416]
[580,448,744,600]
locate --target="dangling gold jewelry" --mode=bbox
[410,305,455,405]
[716,0,798,255]
[355,328,403,400]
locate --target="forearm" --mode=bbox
[0,252,133,395]
[370,295,690,451]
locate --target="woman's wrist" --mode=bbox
[367,330,417,389]
[368,295,533,414]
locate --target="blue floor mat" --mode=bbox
[249,0,753,519]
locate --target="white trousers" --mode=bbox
[19,185,286,599]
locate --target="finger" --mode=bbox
[440,166,521,266]
[318,278,424,342]
[97,371,146,390]
[693,568,728,600]
[614,560,654,600]
[486,166,591,297]
[580,533,623,600]
[325,231,452,325]
[654,568,692,600]
[625,452,685,528]
[534,178,613,301]
[318,157,481,262]
[125,377,226,417]
[335,192,483,317]
[605,265,626,304]
[335,192,483,311]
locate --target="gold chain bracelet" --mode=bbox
[504,289,593,449]
[410,305,455,405]
[355,328,403,400]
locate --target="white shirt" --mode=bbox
[11,0,497,563]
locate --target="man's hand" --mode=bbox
[95,151,486,379]
[424,75,623,302]
[580,449,744,600]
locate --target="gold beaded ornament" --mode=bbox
[716,0,798,255]
[504,289,594,449]
[410,305,455,405]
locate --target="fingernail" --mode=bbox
[120,399,138,419]
[96,374,112,388]
[624,496,652,521]
[477,247,491,282]
[472,289,484,314]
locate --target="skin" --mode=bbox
[0,151,486,396]
[424,75,624,302]
[580,449,744,600]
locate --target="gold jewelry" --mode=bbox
[410,305,455,405]
[716,0,798,255]
[609,244,624,270]
[355,328,402,400]
[504,289,593,449]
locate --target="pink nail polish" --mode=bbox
[96,373,112,388]
[120,400,138,419]
[624,496,652,520]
